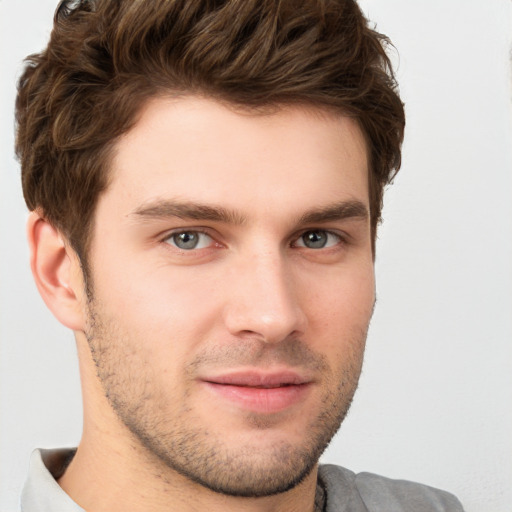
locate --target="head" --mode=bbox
[16,0,404,267]
[16,0,405,501]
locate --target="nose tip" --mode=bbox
[225,297,307,344]
[223,259,307,344]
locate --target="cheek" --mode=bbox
[302,263,374,362]
[305,262,375,325]
[92,259,225,362]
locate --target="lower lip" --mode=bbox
[203,382,311,414]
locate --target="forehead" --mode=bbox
[105,96,369,218]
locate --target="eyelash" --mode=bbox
[162,229,216,251]
[292,230,345,249]
[161,228,347,252]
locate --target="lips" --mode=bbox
[201,370,313,414]
[206,370,309,387]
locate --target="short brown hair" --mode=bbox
[16,0,405,262]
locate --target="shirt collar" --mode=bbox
[21,448,84,512]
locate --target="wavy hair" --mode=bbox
[16,0,405,261]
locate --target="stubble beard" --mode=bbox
[85,299,367,498]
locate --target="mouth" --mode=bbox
[201,370,313,414]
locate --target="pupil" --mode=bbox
[174,232,198,249]
[304,231,327,248]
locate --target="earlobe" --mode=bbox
[27,211,86,331]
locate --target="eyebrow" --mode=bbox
[131,200,247,225]
[298,200,368,225]
[130,199,368,226]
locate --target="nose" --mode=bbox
[222,250,307,343]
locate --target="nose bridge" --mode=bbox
[223,245,306,343]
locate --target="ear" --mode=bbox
[27,211,86,331]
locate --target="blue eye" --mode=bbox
[166,231,213,250]
[296,230,341,249]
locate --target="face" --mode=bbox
[83,97,375,497]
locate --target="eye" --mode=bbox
[295,230,341,249]
[165,231,213,250]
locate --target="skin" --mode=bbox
[28,97,375,512]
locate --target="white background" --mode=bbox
[1,1,511,511]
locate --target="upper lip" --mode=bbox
[201,370,312,388]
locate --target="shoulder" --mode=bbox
[318,464,465,512]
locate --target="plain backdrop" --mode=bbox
[1,1,511,511]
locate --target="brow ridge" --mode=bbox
[131,198,368,226]
[131,200,247,225]
[298,200,369,225]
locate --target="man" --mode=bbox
[14,0,465,510]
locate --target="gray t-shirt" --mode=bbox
[21,449,465,511]
[318,464,464,511]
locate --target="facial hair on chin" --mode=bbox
[84,298,367,498]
